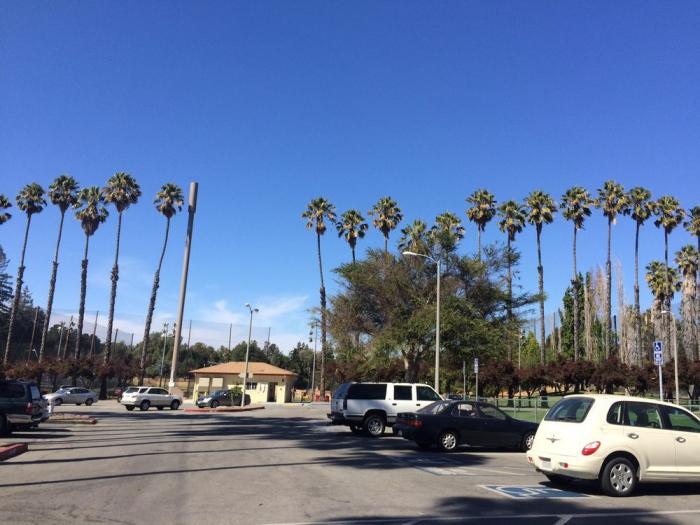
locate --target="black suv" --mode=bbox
[0,379,44,435]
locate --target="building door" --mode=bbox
[267,382,277,402]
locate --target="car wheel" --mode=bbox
[364,414,386,437]
[349,424,363,435]
[211,400,219,409]
[85,398,94,406]
[125,406,135,411]
[437,430,459,452]
[170,400,180,410]
[0,415,12,436]
[54,398,63,406]
[139,400,150,411]
[417,441,432,451]
[601,457,638,497]
[522,431,536,452]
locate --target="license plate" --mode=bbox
[542,460,552,471]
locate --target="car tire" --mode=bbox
[139,400,150,411]
[54,398,63,406]
[211,400,219,409]
[125,406,135,411]
[437,430,459,452]
[170,400,180,410]
[417,441,432,451]
[364,414,386,438]
[349,424,363,435]
[0,415,12,436]
[600,457,638,497]
[85,398,94,406]
[522,431,536,452]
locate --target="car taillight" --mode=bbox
[582,441,601,456]
[25,402,33,415]
[409,419,422,428]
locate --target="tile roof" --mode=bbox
[189,361,296,377]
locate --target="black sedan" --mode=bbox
[394,400,538,452]
[196,390,251,408]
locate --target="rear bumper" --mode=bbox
[7,414,42,425]
[327,412,363,425]
[528,450,603,481]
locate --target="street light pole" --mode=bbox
[662,310,680,405]
[159,323,168,388]
[242,303,259,407]
[402,251,441,394]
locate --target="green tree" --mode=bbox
[398,219,429,254]
[595,180,629,358]
[561,187,593,361]
[335,209,368,263]
[430,212,465,258]
[675,245,698,360]
[684,205,700,360]
[100,173,141,398]
[3,183,46,364]
[646,260,680,362]
[0,194,11,225]
[74,187,108,360]
[38,175,79,362]
[466,189,496,260]
[625,187,654,364]
[368,196,402,254]
[302,197,336,399]
[139,183,184,383]
[525,190,557,363]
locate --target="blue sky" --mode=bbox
[1,2,700,351]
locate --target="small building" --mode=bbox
[190,362,297,404]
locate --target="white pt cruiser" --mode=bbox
[528,394,700,496]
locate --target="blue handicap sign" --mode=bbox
[482,485,594,499]
[653,341,664,365]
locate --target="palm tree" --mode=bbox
[3,183,46,364]
[335,209,368,263]
[561,187,593,361]
[497,200,527,360]
[430,212,465,257]
[100,173,141,398]
[685,206,700,360]
[0,194,11,225]
[466,189,496,260]
[368,197,402,254]
[675,245,698,360]
[398,219,429,254]
[37,175,79,362]
[646,260,680,362]
[525,190,557,363]
[74,187,108,360]
[302,197,336,400]
[595,180,629,359]
[139,183,184,383]
[653,195,686,353]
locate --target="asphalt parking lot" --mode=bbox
[1,402,699,525]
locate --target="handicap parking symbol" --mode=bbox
[481,485,594,499]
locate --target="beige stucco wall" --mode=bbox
[193,373,295,404]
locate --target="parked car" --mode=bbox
[120,386,182,411]
[528,394,700,497]
[394,399,539,452]
[0,379,44,435]
[44,387,98,406]
[197,390,251,408]
[327,382,443,437]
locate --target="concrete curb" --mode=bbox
[44,416,98,425]
[184,406,265,414]
[0,443,28,461]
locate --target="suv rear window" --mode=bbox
[0,382,26,399]
[347,384,387,400]
[332,383,351,400]
[545,397,594,423]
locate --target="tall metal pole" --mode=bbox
[242,304,258,407]
[310,323,318,399]
[187,319,192,349]
[159,323,168,388]
[435,258,441,394]
[462,360,466,400]
[27,306,39,362]
[265,326,271,356]
[169,182,198,390]
[56,322,65,360]
[227,323,232,352]
[89,311,99,357]
[673,320,680,405]
[62,316,73,359]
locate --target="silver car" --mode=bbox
[121,387,182,411]
[45,387,98,406]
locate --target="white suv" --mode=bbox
[120,387,182,411]
[327,382,442,437]
[528,394,700,496]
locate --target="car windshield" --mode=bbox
[124,387,139,393]
[545,397,594,423]
[418,401,452,415]
[212,390,227,397]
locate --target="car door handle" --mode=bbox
[392,403,397,406]
[627,433,639,439]
[676,437,686,443]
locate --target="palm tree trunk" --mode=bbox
[39,211,66,362]
[100,211,122,399]
[477,228,482,261]
[605,219,612,359]
[634,222,641,366]
[351,247,356,264]
[3,214,32,364]
[664,229,671,352]
[573,225,580,361]
[316,232,327,400]
[506,236,513,361]
[384,235,388,255]
[536,226,545,364]
[74,234,90,359]
[140,217,171,383]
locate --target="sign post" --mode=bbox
[473,357,479,401]
[653,341,664,401]
[462,360,466,400]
